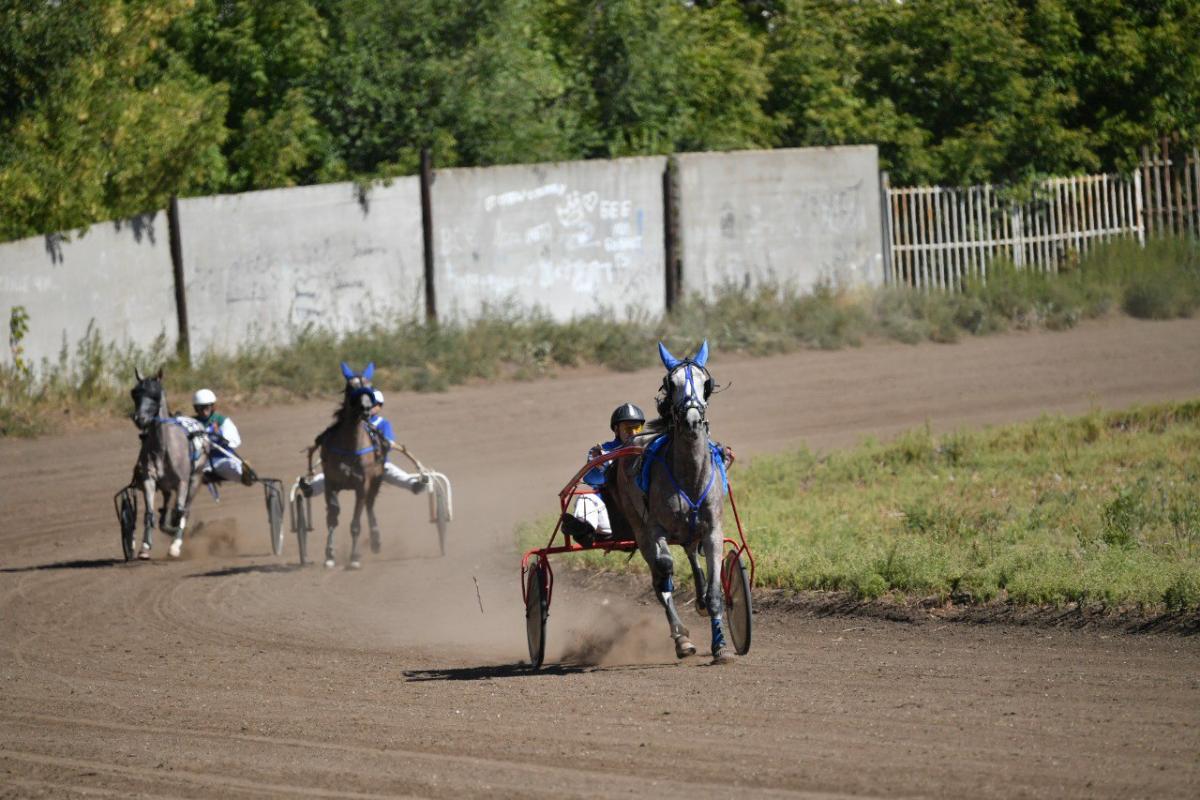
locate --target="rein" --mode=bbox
[645,438,719,538]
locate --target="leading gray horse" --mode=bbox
[609,340,735,664]
[127,368,209,559]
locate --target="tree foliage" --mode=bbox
[1,0,1196,241]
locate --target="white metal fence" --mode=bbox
[883,138,1200,289]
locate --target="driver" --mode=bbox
[300,389,430,497]
[560,403,644,547]
[193,388,254,486]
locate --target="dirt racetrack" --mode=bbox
[2,316,1199,799]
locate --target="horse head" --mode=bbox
[657,340,714,432]
[340,361,375,392]
[130,367,166,430]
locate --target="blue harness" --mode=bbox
[324,421,381,457]
[637,434,728,536]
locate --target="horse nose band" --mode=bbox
[670,363,709,418]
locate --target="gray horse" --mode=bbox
[609,340,734,663]
[127,368,209,559]
[309,384,384,569]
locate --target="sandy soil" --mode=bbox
[2,316,1199,798]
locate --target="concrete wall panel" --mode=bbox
[177,180,423,354]
[432,157,666,321]
[0,214,175,370]
[678,146,883,297]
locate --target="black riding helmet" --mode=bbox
[610,402,646,431]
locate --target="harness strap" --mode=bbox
[325,421,382,458]
[643,436,723,538]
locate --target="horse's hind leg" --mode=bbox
[641,530,695,659]
[366,479,382,555]
[324,490,341,568]
[686,544,709,617]
[347,490,366,569]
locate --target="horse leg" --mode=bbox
[686,543,709,617]
[366,479,382,555]
[324,489,341,568]
[703,530,733,663]
[139,478,156,559]
[641,530,695,659]
[170,467,203,559]
[347,490,366,569]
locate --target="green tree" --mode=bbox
[544,0,775,157]
[0,0,227,241]
[167,0,333,189]
[764,0,930,178]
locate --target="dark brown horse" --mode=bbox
[308,365,384,569]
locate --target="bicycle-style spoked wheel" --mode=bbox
[723,549,753,655]
[525,560,549,669]
[264,480,285,556]
[290,486,311,566]
[434,484,449,557]
[115,488,138,562]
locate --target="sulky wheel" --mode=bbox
[264,480,285,557]
[525,560,549,669]
[434,484,449,557]
[722,549,753,655]
[290,486,311,566]
[116,488,138,562]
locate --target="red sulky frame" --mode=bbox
[519,445,755,615]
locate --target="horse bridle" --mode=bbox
[661,360,714,423]
[131,380,165,430]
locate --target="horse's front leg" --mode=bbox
[347,489,366,569]
[324,489,341,568]
[640,527,695,659]
[685,543,709,617]
[703,529,733,663]
[139,478,157,559]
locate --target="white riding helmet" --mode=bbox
[372,389,385,406]
[193,388,217,406]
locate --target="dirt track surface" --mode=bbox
[2,316,1199,798]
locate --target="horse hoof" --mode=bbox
[323,559,336,569]
[168,539,183,558]
[369,538,381,555]
[696,603,710,618]
[675,638,697,659]
[348,560,362,570]
[711,647,736,665]
[137,548,151,561]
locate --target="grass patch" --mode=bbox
[520,400,1200,612]
[4,236,1198,437]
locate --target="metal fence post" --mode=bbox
[879,171,893,285]
[663,156,682,312]
[167,196,190,365]
[420,148,437,324]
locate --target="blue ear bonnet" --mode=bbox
[340,361,376,382]
[658,340,709,370]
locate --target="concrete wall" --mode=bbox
[0,214,176,370]
[678,145,884,297]
[432,156,667,321]
[177,179,424,354]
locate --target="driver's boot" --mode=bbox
[560,513,595,547]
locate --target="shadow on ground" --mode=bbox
[187,563,305,579]
[1,558,128,573]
